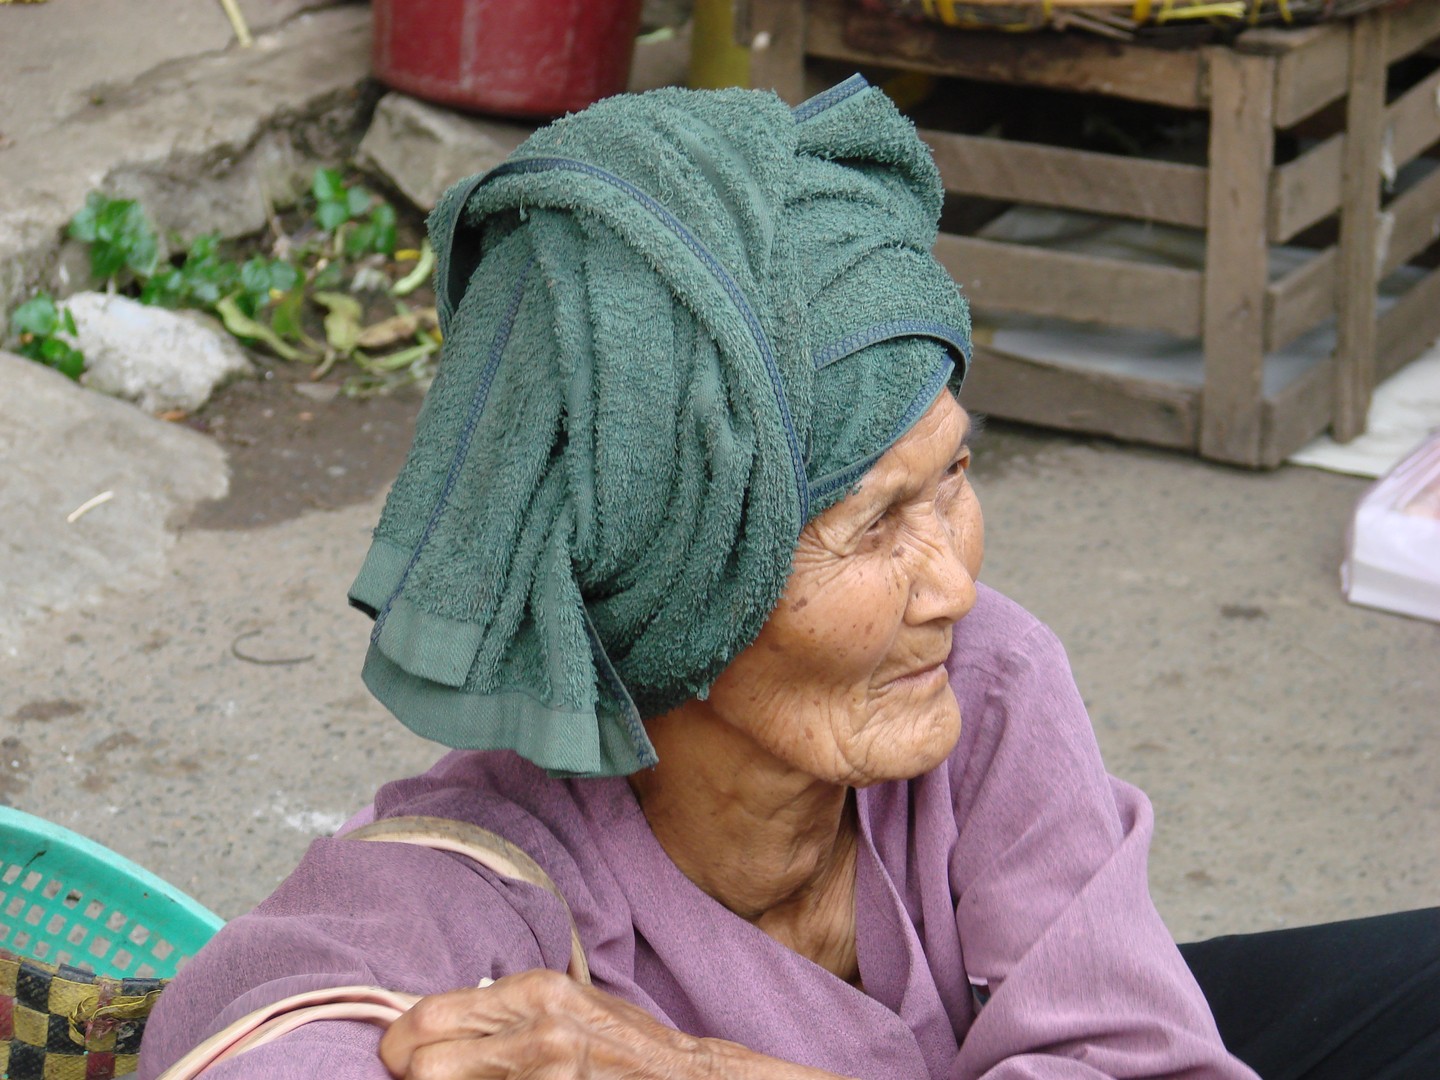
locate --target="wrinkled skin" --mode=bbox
[379,390,984,1079]
[380,970,848,1080]
[695,386,982,789]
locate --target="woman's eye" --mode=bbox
[863,508,895,536]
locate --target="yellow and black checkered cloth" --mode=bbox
[1,948,164,1080]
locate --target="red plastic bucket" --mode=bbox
[372,0,645,120]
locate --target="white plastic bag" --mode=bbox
[1342,430,1440,622]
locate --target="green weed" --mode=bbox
[68,193,159,284]
[5,169,439,398]
[9,294,85,380]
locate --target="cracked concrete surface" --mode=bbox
[0,352,228,648]
[0,2,376,315]
[0,0,346,144]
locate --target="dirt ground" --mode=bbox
[183,361,422,530]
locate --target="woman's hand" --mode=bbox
[378,969,852,1080]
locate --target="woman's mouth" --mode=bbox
[881,661,948,692]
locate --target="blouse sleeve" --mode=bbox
[136,835,575,1080]
[947,621,1257,1079]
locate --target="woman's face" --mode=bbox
[701,390,983,787]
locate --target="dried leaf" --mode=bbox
[391,240,436,298]
[216,295,312,362]
[314,290,363,355]
[355,307,438,349]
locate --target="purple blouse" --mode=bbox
[138,586,1256,1078]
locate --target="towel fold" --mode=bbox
[350,76,971,777]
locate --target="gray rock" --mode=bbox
[0,0,350,146]
[357,25,694,217]
[358,93,532,213]
[0,350,228,650]
[66,292,253,414]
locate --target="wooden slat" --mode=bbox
[1201,48,1274,466]
[1264,0,1440,131]
[1386,0,1440,67]
[1377,266,1440,380]
[1387,65,1440,173]
[1265,249,1337,354]
[925,130,1207,228]
[1268,134,1343,243]
[1262,227,1440,471]
[1260,241,1440,472]
[744,0,806,103]
[1333,9,1388,442]
[1381,164,1440,277]
[1234,23,1332,57]
[1269,22,1351,129]
[1258,356,1336,469]
[933,235,1203,337]
[960,343,1199,450]
[803,0,1205,110]
[1261,62,1440,245]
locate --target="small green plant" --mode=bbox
[311,169,398,257]
[67,193,159,284]
[138,234,298,316]
[7,167,436,395]
[9,293,85,380]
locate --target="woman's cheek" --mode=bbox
[805,562,907,673]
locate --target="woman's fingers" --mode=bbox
[380,983,518,1077]
[402,1014,588,1079]
[404,1014,678,1079]
[379,970,704,1079]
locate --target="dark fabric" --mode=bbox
[1181,907,1440,1080]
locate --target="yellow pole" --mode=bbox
[690,0,751,89]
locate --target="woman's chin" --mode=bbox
[848,694,962,787]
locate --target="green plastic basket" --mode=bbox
[0,807,223,979]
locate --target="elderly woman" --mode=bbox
[138,80,1436,1080]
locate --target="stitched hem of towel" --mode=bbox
[813,319,972,373]
[807,356,954,506]
[791,73,870,123]
[349,535,411,618]
[362,646,652,778]
[349,537,488,688]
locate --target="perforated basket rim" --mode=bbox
[0,805,224,970]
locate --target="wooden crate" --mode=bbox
[741,0,1440,466]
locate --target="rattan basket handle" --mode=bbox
[154,816,589,1079]
[346,814,590,984]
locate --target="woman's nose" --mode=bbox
[906,512,977,627]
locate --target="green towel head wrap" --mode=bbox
[349,76,971,778]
